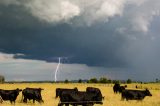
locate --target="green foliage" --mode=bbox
[88,77,112,83]
[0,75,5,83]
[64,79,69,83]
[78,79,82,83]
[127,79,132,84]
[107,79,112,83]
[99,77,108,83]
[112,80,120,84]
[89,78,98,83]
[155,78,159,83]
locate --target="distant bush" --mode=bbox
[112,80,121,84]
[88,78,98,83]
[78,79,82,83]
[127,79,132,84]
[64,79,69,83]
[99,77,107,83]
[0,75,5,83]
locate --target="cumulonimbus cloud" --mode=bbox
[0,0,126,25]
[24,0,80,24]
[0,0,160,32]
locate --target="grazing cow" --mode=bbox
[58,87,103,106]
[121,89,152,101]
[22,87,44,103]
[113,84,127,93]
[55,87,78,98]
[0,88,22,104]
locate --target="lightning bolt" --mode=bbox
[55,57,61,82]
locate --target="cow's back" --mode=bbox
[122,89,152,100]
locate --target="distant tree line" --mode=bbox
[87,77,133,84]
[63,77,133,84]
[0,75,5,83]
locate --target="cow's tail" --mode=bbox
[121,92,125,101]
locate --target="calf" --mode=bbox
[121,89,152,101]
[55,87,78,98]
[0,88,22,104]
[22,87,44,103]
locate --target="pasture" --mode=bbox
[0,83,160,106]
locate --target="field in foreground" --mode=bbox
[0,83,160,106]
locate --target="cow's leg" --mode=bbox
[82,103,87,106]
[65,103,69,106]
[58,103,63,106]
[10,100,15,104]
[0,96,3,103]
[10,100,12,104]
[121,96,125,101]
[33,99,35,103]
[13,101,16,105]
[40,99,44,103]
[0,99,2,103]
[23,97,27,103]
[72,104,77,106]
[24,99,27,103]
[85,104,93,106]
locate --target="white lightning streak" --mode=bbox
[55,57,61,82]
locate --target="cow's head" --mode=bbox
[145,89,152,96]
[16,88,22,92]
[55,88,61,98]
[15,88,22,96]
[124,85,127,88]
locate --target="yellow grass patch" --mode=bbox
[0,83,160,106]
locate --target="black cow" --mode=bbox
[113,83,120,93]
[0,88,22,104]
[86,87,104,100]
[113,84,127,93]
[55,87,78,98]
[22,87,44,103]
[59,87,103,106]
[121,89,152,101]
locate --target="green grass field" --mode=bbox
[0,83,160,106]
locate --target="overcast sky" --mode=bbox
[0,0,160,81]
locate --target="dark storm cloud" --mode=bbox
[1,0,160,81]
[0,23,128,67]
